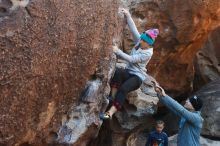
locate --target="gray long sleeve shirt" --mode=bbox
[114,14,153,81]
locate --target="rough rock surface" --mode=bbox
[169,134,220,146]
[0,0,123,145]
[194,27,220,90]
[196,79,220,138]
[122,0,220,96]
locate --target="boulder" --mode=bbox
[169,134,220,146]
[194,27,220,90]
[0,0,123,145]
[196,79,220,138]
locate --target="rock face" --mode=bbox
[123,0,220,96]
[169,134,220,146]
[196,79,220,138]
[194,27,220,90]
[0,0,123,145]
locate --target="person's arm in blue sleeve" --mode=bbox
[153,82,201,125]
[157,93,179,115]
[164,133,168,146]
[145,134,152,146]
[159,95,201,124]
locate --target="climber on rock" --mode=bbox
[152,81,204,146]
[145,120,168,146]
[99,8,159,120]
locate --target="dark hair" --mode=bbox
[156,120,165,126]
[189,95,203,111]
[134,42,141,50]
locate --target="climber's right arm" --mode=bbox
[121,8,140,44]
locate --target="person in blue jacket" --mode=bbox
[146,120,168,146]
[152,81,204,146]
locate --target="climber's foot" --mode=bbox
[99,112,112,120]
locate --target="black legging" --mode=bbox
[111,68,142,110]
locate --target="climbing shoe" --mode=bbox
[107,96,113,105]
[99,112,112,120]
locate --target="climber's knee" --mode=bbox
[113,101,122,110]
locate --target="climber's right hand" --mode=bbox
[120,8,130,17]
[113,45,119,53]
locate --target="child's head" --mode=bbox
[155,120,165,133]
